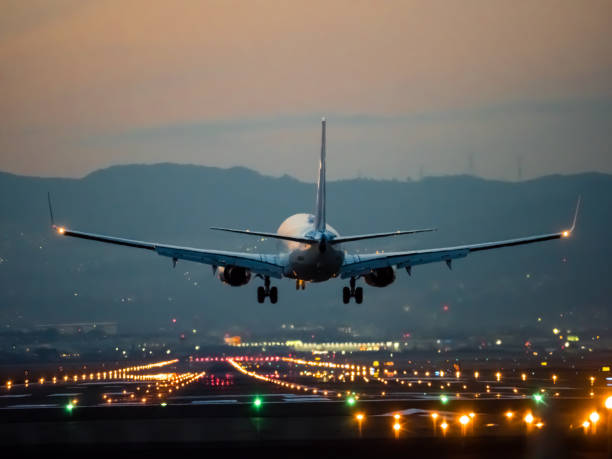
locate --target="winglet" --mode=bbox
[47,192,55,227]
[569,195,581,233]
[562,195,581,237]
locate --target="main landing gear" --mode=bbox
[296,279,306,290]
[342,277,363,304]
[257,276,278,304]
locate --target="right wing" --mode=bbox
[52,226,285,279]
[341,198,580,279]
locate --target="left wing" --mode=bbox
[341,199,579,279]
[52,227,285,278]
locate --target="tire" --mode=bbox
[355,287,363,304]
[269,286,278,304]
[257,286,265,303]
[342,286,350,304]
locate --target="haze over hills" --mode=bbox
[0,164,610,338]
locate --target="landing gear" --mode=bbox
[295,279,306,290]
[342,277,363,304]
[257,277,278,304]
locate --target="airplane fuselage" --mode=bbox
[277,213,344,282]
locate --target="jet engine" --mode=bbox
[363,267,395,287]
[217,266,251,286]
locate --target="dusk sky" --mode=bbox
[2,0,611,181]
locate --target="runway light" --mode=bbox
[347,396,356,406]
[160,402,167,407]
[394,413,401,420]
[431,412,438,420]
[459,415,470,425]
[440,421,449,434]
[253,397,262,408]
[533,393,544,404]
[356,413,364,421]
[65,403,74,412]
[589,411,600,424]
[605,396,612,410]
[505,411,514,419]
[393,422,401,432]
[440,394,449,404]
[524,413,534,424]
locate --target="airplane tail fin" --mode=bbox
[314,117,326,232]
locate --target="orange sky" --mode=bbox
[1,0,611,180]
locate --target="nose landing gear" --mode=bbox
[257,276,278,304]
[342,277,363,304]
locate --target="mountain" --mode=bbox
[0,164,610,338]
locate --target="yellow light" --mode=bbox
[552,374,557,383]
[393,422,401,431]
[521,373,527,381]
[524,413,534,424]
[459,415,470,425]
[58,227,66,234]
[356,413,364,421]
[582,421,590,429]
[589,411,600,424]
[605,396,612,410]
[474,371,479,379]
[440,421,448,431]
[535,422,544,429]
[431,412,438,420]
[505,411,514,419]
[495,372,501,381]
[562,230,570,238]
[469,412,475,418]
[394,413,401,420]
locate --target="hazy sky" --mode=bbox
[1,0,611,181]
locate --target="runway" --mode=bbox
[1,354,611,457]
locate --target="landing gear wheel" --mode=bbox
[342,287,350,304]
[269,286,278,304]
[257,286,265,303]
[355,287,363,304]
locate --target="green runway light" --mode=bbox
[533,393,544,403]
[160,402,167,407]
[347,396,356,406]
[440,394,449,404]
[253,397,262,408]
[65,403,74,412]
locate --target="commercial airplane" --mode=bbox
[48,118,579,304]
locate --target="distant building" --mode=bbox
[35,322,118,335]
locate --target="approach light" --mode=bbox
[589,411,600,424]
[524,413,534,424]
[605,396,612,410]
[459,415,470,425]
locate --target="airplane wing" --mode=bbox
[52,226,285,279]
[340,199,580,279]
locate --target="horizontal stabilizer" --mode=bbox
[329,228,436,244]
[210,227,315,244]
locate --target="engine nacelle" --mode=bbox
[363,267,395,287]
[217,265,251,286]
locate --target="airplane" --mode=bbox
[48,118,580,304]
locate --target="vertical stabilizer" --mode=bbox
[314,117,326,232]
